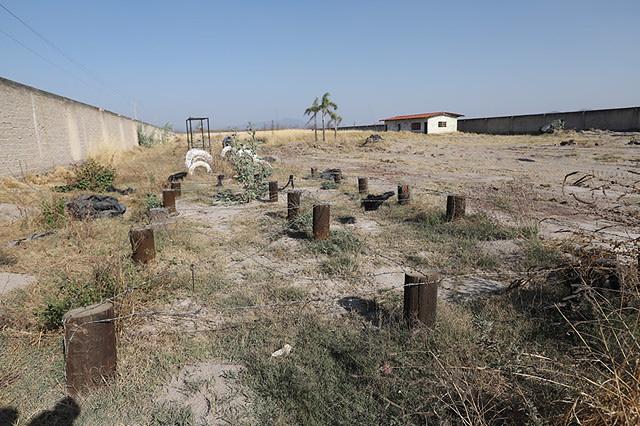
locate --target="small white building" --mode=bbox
[381,112,463,134]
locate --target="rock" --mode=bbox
[149,207,169,222]
[66,195,126,219]
[0,203,23,223]
[361,191,395,211]
[0,272,37,295]
[364,134,384,145]
[560,139,576,146]
[627,140,640,146]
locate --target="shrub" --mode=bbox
[40,196,67,229]
[37,265,121,330]
[144,193,162,209]
[55,159,116,192]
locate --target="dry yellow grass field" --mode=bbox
[0,129,639,425]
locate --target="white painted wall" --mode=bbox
[426,115,458,134]
[383,115,458,134]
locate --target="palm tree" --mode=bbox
[328,111,342,141]
[319,92,337,142]
[304,97,320,142]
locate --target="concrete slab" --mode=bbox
[0,272,37,295]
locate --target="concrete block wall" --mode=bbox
[0,77,171,177]
[458,107,640,135]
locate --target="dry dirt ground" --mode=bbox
[0,129,638,425]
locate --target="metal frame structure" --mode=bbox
[186,117,212,152]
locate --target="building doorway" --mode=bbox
[424,122,428,134]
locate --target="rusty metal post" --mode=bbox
[170,181,181,197]
[287,190,301,223]
[216,174,224,187]
[268,181,278,202]
[446,195,466,221]
[313,204,330,240]
[333,170,342,184]
[358,177,368,195]
[129,226,155,264]
[63,302,116,396]
[311,167,317,178]
[162,189,177,213]
[404,273,438,328]
[398,184,410,205]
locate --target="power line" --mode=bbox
[0,1,136,114]
[0,27,89,85]
[0,1,106,87]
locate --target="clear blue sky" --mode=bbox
[1,0,638,129]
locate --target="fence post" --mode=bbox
[162,189,177,213]
[333,170,342,184]
[311,167,317,178]
[358,177,368,195]
[287,190,301,223]
[403,273,438,328]
[268,181,278,202]
[313,204,330,240]
[398,184,410,205]
[216,174,224,187]
[63,302,117,396]
[170,181,181,197]
[445,195,466,221]
[129,226,156,264]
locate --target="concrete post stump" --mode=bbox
[446,195,466,221]
[287,190,302,223]
[403,273,438,328]
[129,227,156,264]
[268,181,278,202]
[398,184,410,205]
[63,302,117,396]
[358,177,368,195]
[313,204,330,240]
[170,181,182,197]
[162,189,177,213]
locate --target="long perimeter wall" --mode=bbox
[0,77,171,177]
[458,106,640,135]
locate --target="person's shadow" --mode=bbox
[1,397,81,426]
[28,397,80,426]
[0,407,19,425]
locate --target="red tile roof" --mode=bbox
[380,112,464,122]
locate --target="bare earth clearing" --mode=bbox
[0,129,638,425]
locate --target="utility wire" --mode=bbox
[0,26,89,85]
[0,1,136,113]
[0,1,106,87]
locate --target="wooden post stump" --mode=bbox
[129,227,155,264]
[170,181,182,197]
[313,204,330,240]
[333,170,342,184]
[310,167,317,178]
[404,273,438,328]
[63,302,117,396]
[216,174,224,187]
[445,195,466,221]
[287,190,301,222]
[398,184,410,205]
[358,177,368,195]
[162,189,177,213]
[268,181,278,202]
